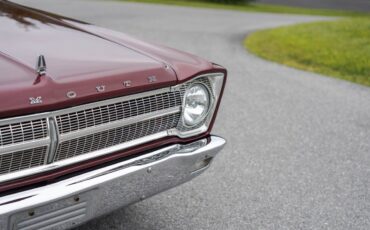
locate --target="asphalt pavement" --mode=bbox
[13,0,370,229]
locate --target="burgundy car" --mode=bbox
[0,1,226,229]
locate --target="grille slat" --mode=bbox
[54,90,182,162]
[56,91,181,134]
[0,118,49,176]
[54,108,181,161]
[0,119,48,147]
[0,146,47,175]
[54,113,180,161]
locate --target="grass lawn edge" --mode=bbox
[244,19,370,87]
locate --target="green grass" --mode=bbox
[245,18,370,86]
[122,0,368,17]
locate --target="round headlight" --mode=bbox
[183,83,210,127]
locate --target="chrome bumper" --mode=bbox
[0,136,225,230]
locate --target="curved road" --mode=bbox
[14,1,370,229]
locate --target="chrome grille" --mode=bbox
[0,87,185,181]
[55,113,180,161]
[0,119,48,146]
[0,146,47,175]
[56,91,181,134]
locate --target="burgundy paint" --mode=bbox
[0,1,177,119]
[0,1,227,192]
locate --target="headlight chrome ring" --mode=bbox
[182,83,211,127]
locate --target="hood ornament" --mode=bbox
[36,55,47,76]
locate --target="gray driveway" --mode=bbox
[14,1,370,229]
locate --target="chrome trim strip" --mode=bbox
[44,117,51,165]
[168,125,208,138]
[0,138,50,155]
[0,113,50,126]
[47,118,59,163]
[58,106,181,142]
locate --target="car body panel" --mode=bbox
[11,2,216,83]
[0,1,178,119]
[0,1,227,194]
[0,1,219,120]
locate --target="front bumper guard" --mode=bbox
[0,136,225,230]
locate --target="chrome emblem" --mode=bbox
[148,76,157,83]
[29,96,43,105]
[123,80,132,87]
[66,91,77,98]
[96,85,106,92]
[36,55,47,76]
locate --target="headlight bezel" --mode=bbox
[169,72,225,138]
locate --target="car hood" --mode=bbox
[0,1,177,118]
